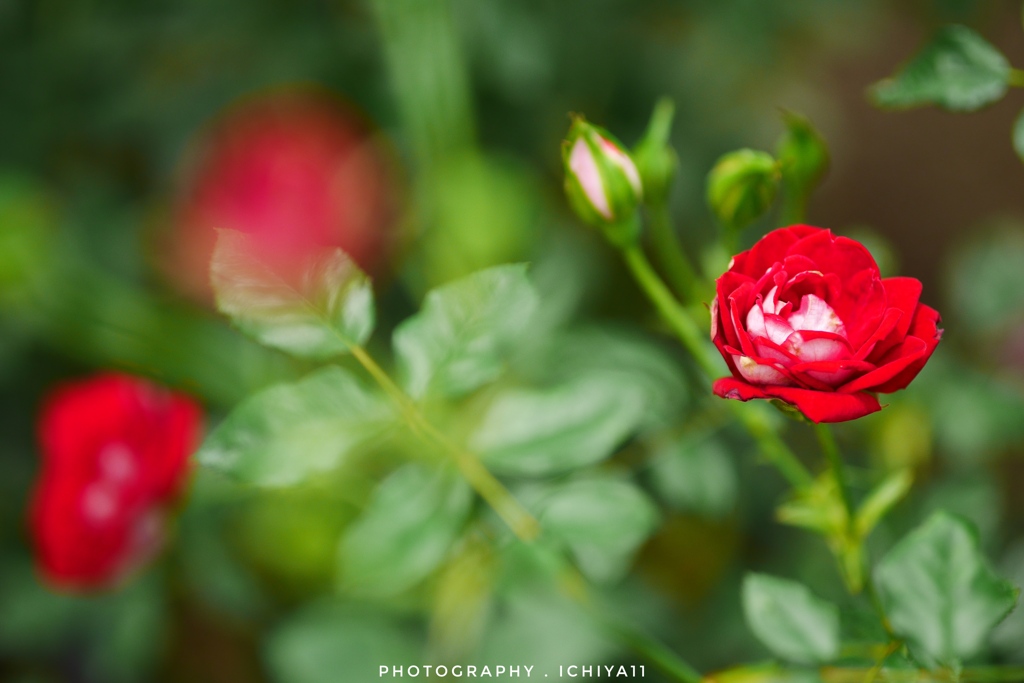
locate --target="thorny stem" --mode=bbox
[349,345,541,542]
[622,245,813,489]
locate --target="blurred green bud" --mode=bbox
[562,117,642,246]
[632,98,678,207]
[706,149,779,233]
[776,111,829,223]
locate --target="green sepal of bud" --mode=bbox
[706,149,780,233]
[776,111,829,224]
[562,117,643,240]
[632,98,678,208]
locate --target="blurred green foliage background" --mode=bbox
[5,0,1024,681]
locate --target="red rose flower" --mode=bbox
[166,89,398,300]
[30,374,201,590]
[711,225,942,423]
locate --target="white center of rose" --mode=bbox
[736,284,850,386]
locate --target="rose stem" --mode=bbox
[814,423,853,514]
[622,244,813,488]
[647,202,701,303]
[348,344,541,543]
[815,423,896,637]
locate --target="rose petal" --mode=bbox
[761,385,882,423]
[790,359,876,388]
[763,312,796,346]
[713,378,881,423]
[732,355,793,386]
[854,308,903,361]
[868,277,923,361]
[788,229,880,283]
[783,331,853,363]
[730,225,821,278]
[865,305,942,393]
[839,337,927,394]
[787,293,845,336]
[713,377,769,402]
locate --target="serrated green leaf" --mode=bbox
[875,511,1019,665]
[870,25,1009,112]
[854,468,913,538]
[529,326,689,430]
[338,465,472,598]
[471,377,647,477]
[538,477,658,583]
[742,573,840,664]
[197,367,391,486]
[649,436,736,518]
[393,264,538,399]
[210,229,374,359]
[266,602,418,683]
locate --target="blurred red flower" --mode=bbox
[30,374,201,590]
[711,225,942,423]
[166,89,398,299]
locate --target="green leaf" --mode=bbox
[870,25,1010,111]
[649,436,736,518]
[854,468,914,538]
[393,264,538,399]
[266,602,419,683]
[197,367,391,486]
[537,477,658,583]
[949,224,1024,339]
[338,465,473,598]
[1013,108,1024,164]
[471,377,647,477]
[527,326,689,430]
[742,573,840,664]
[210,229,374,359]
[776,473,847,538]
[875,511,1019,665]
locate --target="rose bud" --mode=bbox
[711,225,942,423]
[706,149,779,233]
[165,89,398,300]
[563,118,643,243]
[29,373,202,590]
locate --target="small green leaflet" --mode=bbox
[875,511,1018,666]
[870,25,1010,112]
[742,573,840,664]
[266,602,419,683]
[471,377,647,477]
[337,465,473,598]
[393,264,538,399]
[649,436,737,518]
[211,229,375,359]
[537,477,658,583]
[854,468,913,539]
[196,367,391,487]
